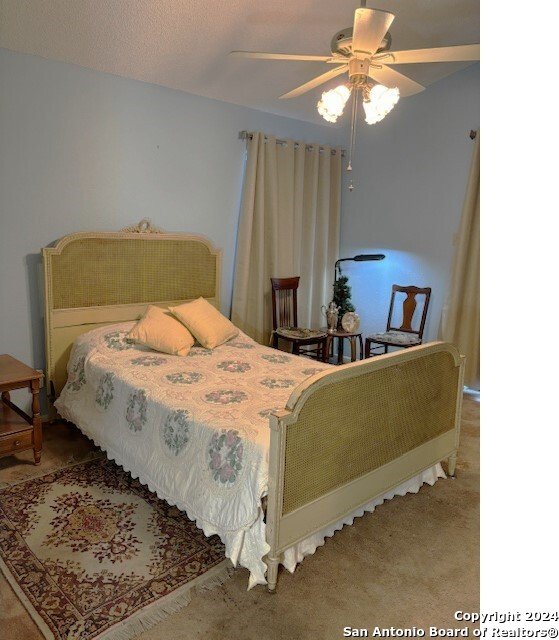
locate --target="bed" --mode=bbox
[43,220,465,591]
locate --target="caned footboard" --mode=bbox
[266,341,465,591]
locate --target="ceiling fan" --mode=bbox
[230,1,479,189]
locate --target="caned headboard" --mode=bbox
[43,219,221,400]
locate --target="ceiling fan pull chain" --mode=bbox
[347,88,359,191]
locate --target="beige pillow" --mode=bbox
[170,298,238,349]
[128,305,195,356]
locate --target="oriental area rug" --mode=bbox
[0,458,229,640]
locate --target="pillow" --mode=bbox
[127,305,195,356]
[169,298,238,349]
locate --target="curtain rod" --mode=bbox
[239,130,346,157]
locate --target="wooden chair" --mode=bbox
[364,285,432,357]
[270,277,327,360]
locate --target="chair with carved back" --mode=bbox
[364,285,432,357]
[270,277,327,361]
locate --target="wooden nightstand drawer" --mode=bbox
[0,354,43,465]
[0,430,33,455]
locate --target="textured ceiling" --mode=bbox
[0,0,479,124]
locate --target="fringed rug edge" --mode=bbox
[96,560,234,640]
[1,551,234,640]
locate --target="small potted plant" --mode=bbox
[332,276,355,330]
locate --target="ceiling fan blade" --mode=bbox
[230,51,331,62]
[368,65,425,97]
[380,44,480,65]
[279,65,348,99]
[352,8,395,58]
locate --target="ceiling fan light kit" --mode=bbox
[362,84,400,125]
[230,2,479,189]
[317,84,351,123]
[317,81,400,126]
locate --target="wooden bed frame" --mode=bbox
[43,220,464,591]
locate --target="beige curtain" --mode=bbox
[232,132,342,344]
[441,133,480,390]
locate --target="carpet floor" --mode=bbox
[0,393,479,640]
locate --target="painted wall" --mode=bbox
[0,48,343,407]
[339,64,480,344]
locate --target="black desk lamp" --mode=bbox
[334,253,385,284]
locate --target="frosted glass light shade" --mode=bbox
[317,85,351,123]
[363,84,400,124]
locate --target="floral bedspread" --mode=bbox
[55,322,331,587]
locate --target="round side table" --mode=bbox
[321,329,363,364]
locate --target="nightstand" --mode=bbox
[0,355,44,464]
